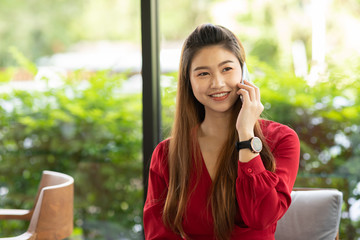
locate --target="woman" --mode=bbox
[143,23,300,240]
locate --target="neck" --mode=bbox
[199,110,232,139]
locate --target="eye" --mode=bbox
[222,67,232,72]
[198,72,209,77]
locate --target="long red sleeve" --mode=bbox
[236,123,300,230]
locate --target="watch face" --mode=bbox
[251,137,263,153]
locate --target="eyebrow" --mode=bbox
[193,60,235,72]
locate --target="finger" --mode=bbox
[236,82,242,91]
[238,89,250,103]
[243,80,260,102]
[239,84,256,102]
[236,88,242,95]
[243,80,254,86]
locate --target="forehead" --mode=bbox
[191,45,239,69]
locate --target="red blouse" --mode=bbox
[143,120,300,240]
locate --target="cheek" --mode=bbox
[190,81,206,104]
[189,80,199,99]
[191,86,203,101]
[189,79,196,92]
[228,72,241,86]
[190,79,204,94]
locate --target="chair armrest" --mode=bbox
[0,209,32,220]
[0,232,34,240]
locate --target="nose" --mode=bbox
[210,73,225,89]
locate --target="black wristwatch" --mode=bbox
[236,137,263,153]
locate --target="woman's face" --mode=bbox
[189,45,242,115]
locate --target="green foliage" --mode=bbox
[251,56,360,239]
[159,0,213,40]
[249,38,279,68]
[0,0,83,66]
[0,67,14,83]
[0,68,143,239]
[8,47,37,75]
[0,0,141,67]
[160,74,178,138]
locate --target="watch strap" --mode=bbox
[235,138,252,151]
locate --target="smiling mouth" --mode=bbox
[210,92,228,97]
[209,92,230,101]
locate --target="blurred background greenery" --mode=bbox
[0,0,360,239]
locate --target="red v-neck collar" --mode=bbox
[193,125,214,184]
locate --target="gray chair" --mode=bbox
[275,188,343,240]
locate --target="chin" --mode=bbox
[206,105,235,114]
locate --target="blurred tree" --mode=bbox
[0,62,143,239]
[0,0,142,67]
[0,0,83,66]
[159,0,213,40]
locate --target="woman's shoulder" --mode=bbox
[260,119,299,150]
[152,138,171,158]
[260,119,297,136]
[150,138,171,175]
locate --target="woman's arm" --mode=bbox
[235,127,300,229]
[236,80,264,162]
[143,141,183,240]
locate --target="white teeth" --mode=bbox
[211,92,228,98]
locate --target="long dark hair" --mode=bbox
[163,23,276,240]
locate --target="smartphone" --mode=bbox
[241,62,250,84]
[240,62,250,102]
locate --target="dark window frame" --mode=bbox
[141,0,161,204]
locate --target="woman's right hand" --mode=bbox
[235,80,264,141]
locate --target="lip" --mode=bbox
[209,91,231,101]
